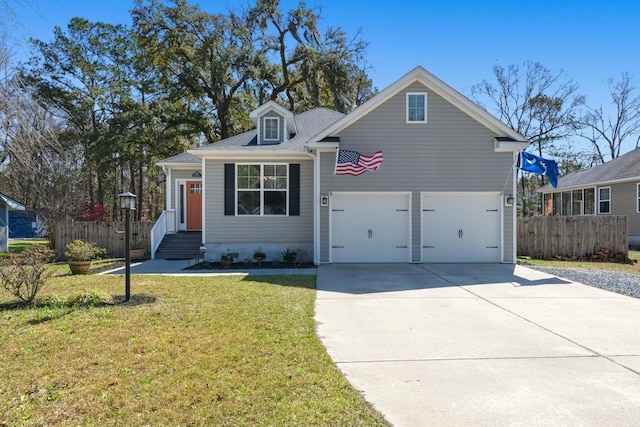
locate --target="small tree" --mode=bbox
[0,245,54,306]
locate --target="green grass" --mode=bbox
[0,274,389,426]
[518,250,640,275]
[0,239,50,259]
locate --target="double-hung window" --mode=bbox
[236,164,288,215]
[406,92,427,123]
[263,117,280,141]
[598,187,611,214]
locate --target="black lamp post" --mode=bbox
[118,191,137,302]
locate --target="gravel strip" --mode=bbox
[524,265,640,299]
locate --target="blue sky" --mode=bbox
[6,0,640,152]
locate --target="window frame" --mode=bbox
[637,183,640,213]
[406,92,427,124]
[235,163,289,216]
[263,117,280,142]
[584,188,595,215]
[598,186,611,214]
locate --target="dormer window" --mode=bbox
[264,117,280,141]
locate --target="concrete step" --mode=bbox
[155,232,202,260]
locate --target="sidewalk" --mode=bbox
[102,258,316,276]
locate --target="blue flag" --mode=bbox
[520,151,559,188]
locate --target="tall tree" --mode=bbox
[133,0,267,142]
[577,72,640,164]
[471,62,584,215]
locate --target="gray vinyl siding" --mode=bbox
[609,181,640,239]
[319,82,515,263]
[204,158,313,244]
[170,169,202,210]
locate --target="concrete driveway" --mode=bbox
[315,263,640,426]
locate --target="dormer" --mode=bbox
[249,100,297,145]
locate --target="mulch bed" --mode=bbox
[184,261,315,270]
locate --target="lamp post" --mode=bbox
[118,192,137,302]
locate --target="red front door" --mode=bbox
[186,181,202,231]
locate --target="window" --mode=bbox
[572,190,582,215]
[584,188,595,215]
[598,187,611,214]
[406,93,426,123]
[561,191,571,215]
[637,184,640,213]
[552,193,561,215]
[263,117,280,141]
[543,193,552,215]
[236,164,287,215]
[190,183,202,194]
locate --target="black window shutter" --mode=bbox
[289,164,300,216]
[224,164,235,216]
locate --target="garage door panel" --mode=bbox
[331,193,410,263]
[422,193,501,263]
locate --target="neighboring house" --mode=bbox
[154,66,529,264]
[0,192,26,252]
[539,147,640,245]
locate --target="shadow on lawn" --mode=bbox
[0,293,159,321]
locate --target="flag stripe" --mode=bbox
[335,149,383,176]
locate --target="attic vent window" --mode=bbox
[264,117,280,141]
[406,92,427,123]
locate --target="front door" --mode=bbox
[186,181,202,231]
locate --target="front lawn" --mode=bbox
[518,250,640,275]
[0,239,50,259]
[0,274,389,426]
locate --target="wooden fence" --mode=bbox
[517,215,628,259]
[54,221,153,259]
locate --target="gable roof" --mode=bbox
[0,192,25,210]
[540,147,640,191]
[308,66,529,149]
[187,108,343,158]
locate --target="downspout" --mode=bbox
[304,147,320,265]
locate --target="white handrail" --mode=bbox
[150,211,167,259]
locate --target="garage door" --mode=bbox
[331,193,411,263]
[422,193,501,263]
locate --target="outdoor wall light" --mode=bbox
[320,194,329,206]
[506,195,515,206]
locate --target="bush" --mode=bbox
[282,248,297,263]
[64,240,106,261]
[0,245,54,306]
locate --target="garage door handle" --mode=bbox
[368,229,373,238]
[423,209,435,212]
[458,229,463,238]
[423,245,435,248]
[486,246,498,248]
[396,246,408,248]
[486,209,498,212]
[396,209,408,212]
[332,245,345,248]
[332,209,345,212]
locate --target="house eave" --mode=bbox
[0,193,25,210]
[494,138,530,152]
[155,161,201,169]
[187,150,313,161]
[538,175,640,193]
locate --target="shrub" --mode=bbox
[0,245,54,306]
[64,240,106,261]
[282,248,297,263]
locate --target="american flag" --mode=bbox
[334,149,383,176]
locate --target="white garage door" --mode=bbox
[331,193,411,263]
[422,193,501,263]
